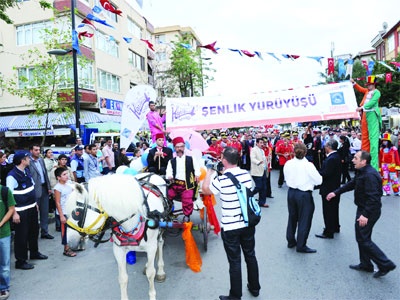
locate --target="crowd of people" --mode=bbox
[0,123,399,299]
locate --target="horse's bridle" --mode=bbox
[66,175,171,245]
[66,190,110,236]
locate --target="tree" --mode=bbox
[166,33,214,98]
[0,0,51,24]
[5,16,92,146]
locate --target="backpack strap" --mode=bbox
[224,172,241,190]
[1,185,9,208]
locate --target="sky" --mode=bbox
[138,0,399,96]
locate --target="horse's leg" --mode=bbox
[155,231,166,283]
[113,244,129,300]
[145,232,158,300]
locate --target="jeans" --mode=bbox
[0,235,11,292]
[221,226,260,299]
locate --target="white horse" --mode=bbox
[65,173,169,300]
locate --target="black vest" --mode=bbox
[7,167,36,207]
[171,156,196,190]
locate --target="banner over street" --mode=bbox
[166,82,359,130]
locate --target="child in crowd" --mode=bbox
[53,167,76,257]
[0,185,16,300]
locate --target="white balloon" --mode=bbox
[116,165,128,174]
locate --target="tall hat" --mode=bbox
[155,133,165,140]
[366,75,377,85]
[172,136,185,146]
[381,133,391,141]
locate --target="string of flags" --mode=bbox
[71,4,399,85]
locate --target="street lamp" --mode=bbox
[47,0,80,137]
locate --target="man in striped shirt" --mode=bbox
[202,147,260,300]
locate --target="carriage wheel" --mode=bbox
[202,206,208,252]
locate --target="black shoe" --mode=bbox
[30,252,48,260]
[278,185,282,188]
[373,264,396,278]
[287,242,296,249]
[247,284,259,297]
[315,233,334,239]
[266,195,274,198]
[349,264,374,273]
[56,227,61,232]
[41,233,54,239]
[15,262,34,270]
[296,246,317,253]
[219,296,240,300]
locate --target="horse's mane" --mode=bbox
[88,175,146,220]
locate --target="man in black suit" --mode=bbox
[147,133,173,175]
[315,139,341,239]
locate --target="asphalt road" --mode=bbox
[9,170,400,300]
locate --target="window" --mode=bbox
[58,60,94,90]
[16,21,51,46]
[129,50,145,71]
[127,18,142,39]
[155,35,166,44]
[96,31,119,57]
[18,67,37,88]
[97,70,120,93]
[387,33,394,52]
[155,51,167,61]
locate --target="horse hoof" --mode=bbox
[155,274,166,283]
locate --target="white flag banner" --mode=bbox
[166,82,359,131]
[120,85,157,149]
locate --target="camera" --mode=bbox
[206,161,224,172]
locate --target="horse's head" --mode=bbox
[66,182,108,237]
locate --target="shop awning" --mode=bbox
[3,110,121,131]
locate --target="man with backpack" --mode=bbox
[202,147,260,300]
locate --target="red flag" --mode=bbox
[82,18,96,29]
[78,31,94,40]
[385,73,392,83]
[241,50,255,57]
[199,41,218,54]
[141,39,154,51]
[327,58,335,75]
[390,62,400,68]
[100,0,122,16]
[361,60,369,73]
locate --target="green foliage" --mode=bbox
[166,33,214,97]
[5,17,92,146]
[0,0,51,24]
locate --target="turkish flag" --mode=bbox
[327,58,335,75]
[361,60,369,74]
[385,73,392,83]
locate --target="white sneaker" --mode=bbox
[382,192,387,196]
[0,290,10,300]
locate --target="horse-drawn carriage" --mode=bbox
[65,171,219,300]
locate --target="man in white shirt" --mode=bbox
[166,137,200,222]
[284,143,322,253]
[101,138,115,175]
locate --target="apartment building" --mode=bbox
[0,0,154,143]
